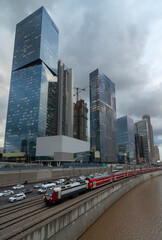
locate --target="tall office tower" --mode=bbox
[154,145,160,162]
[135,134,145,164]
[134,120,151,164]
[90,69,117,163]
[4,7,59,159]
[73,99,88,141]
[142,114,155,162]
[117,116,135,163]
[57,60,73,137]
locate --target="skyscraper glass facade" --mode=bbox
[117,116,135,163]
[142,114,155,163]
[134,120,151,163]
[4,7,59,159]
[90,69,117,163]
[12,7,58,74]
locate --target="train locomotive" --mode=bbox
[44,180,89,205]
[44,167,160,205]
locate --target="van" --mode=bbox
[38,183,56,193]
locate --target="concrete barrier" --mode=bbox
[21,170,162,240]
[0,167,108,187]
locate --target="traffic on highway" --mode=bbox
[0,175,87,206]
[1,167,161,207]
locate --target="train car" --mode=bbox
[87,173,112,189]
[44,181,88,205]
[112,171,128,181]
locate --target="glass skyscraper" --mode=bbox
[142,114,155,163]
[117,116,135,163]
[134,120,151,164]
[90,69,117,163]
[4,7,59,159]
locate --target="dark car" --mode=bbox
[22,188,33,194]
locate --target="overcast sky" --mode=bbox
[0,0,162,159]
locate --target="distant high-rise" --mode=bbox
[73,99,88,141]
[135,134,145,164]
[154,145,160,162]
[90,69,117,163]
[4,7,59,159]
[57,60,73,137]
[134,120,151,163]
[142,114,155,162]
[117,116,135,163]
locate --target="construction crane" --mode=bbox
[73,87,87,140]
[73,87,86,102]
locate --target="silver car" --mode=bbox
[0,190,14,197]
[12,184,24,190]
[9,193,26,203]
[34,183,42,189]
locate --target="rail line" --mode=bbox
[0,205,48,230]
[1,170,161,240]
[0,197,43,217]
[1,177,130,240]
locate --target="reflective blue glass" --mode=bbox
[4,63,57,155]
[4,7,59,158]
[40,7,59,75]
[117,116,135,163]
[90,69,117,163]
[12,7,58,75]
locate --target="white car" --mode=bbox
[78,175,86,181]
[34,183,43,189]
[0,190,14,197]
[12,184,24,190]
[38,183,56,193]
[55,179,65,185]
[8,193,26,203]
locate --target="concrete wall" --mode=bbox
[0,167,108,187]
[54,152,74,161]
[21,170,162,240]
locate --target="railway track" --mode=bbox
[3,171,160,240]
[0,197,43,217]
[0,177,129,240]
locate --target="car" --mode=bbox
[38,183,56,193]
[78,175,86,181]
[0,190,14,197]
[12,184,24,190]
[55,179,65,185]
[43,180,52,184]
[69,178,76,183]
[34,183,43,189]
[8,193,26,203]
[22,188,33,194]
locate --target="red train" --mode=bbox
[44,167,161,205]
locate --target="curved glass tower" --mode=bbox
[4,7,59,160]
